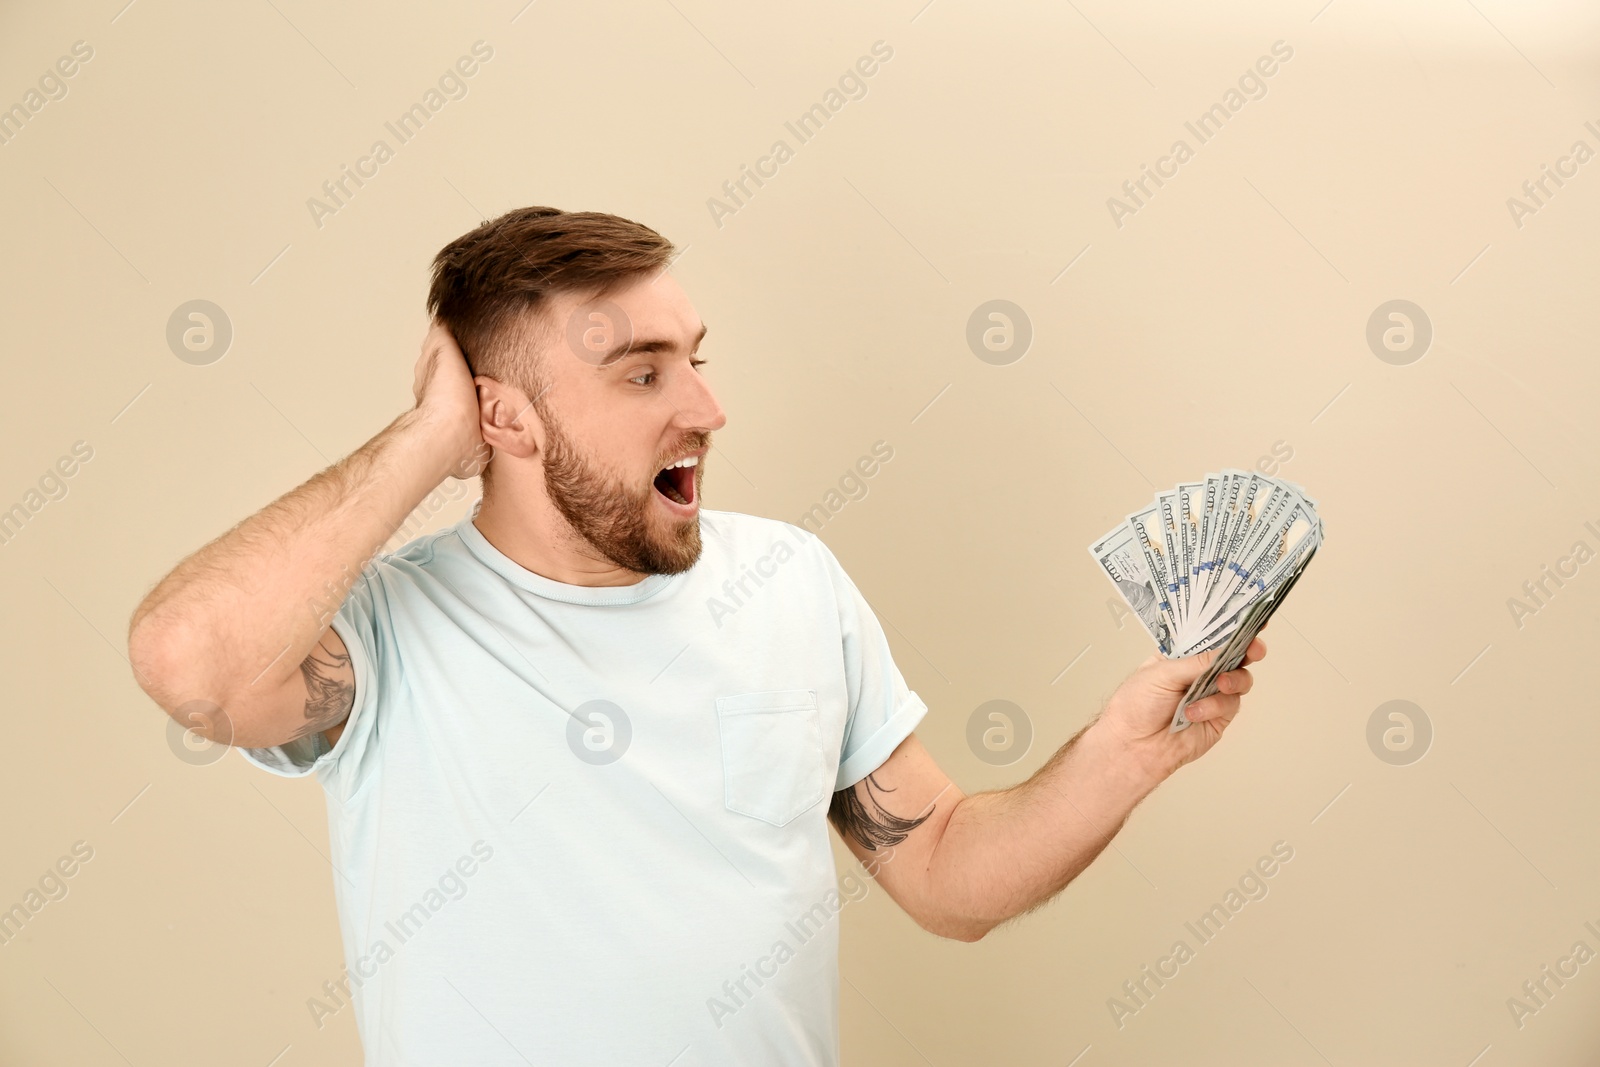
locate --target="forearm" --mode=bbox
[128,408,456,720]
[923,719,1169,938]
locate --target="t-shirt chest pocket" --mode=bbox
[715,690,827,827]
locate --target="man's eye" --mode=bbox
[629,372,656,387]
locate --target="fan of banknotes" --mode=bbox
[1089,470,1323,732]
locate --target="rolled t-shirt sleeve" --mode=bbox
[236,560,388,793]
[819,544,929,792]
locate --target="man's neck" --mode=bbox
[471,487,648,588]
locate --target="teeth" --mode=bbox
[665,456,700,469]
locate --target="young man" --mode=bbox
[127,206,1266,1066]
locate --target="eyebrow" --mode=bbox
[598,323,708,365]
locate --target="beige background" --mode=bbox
[3,0,1599,1063]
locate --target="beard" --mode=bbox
[540,412,708,576]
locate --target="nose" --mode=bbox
[673,364,727,433]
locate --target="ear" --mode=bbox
[475,375,544,461]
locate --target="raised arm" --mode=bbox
[827,639,1267,941]
[126,325,487,750]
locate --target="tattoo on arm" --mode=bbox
[828,773,932,851]
[289,635,354,740]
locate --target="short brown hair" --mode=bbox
[427,205,675,392]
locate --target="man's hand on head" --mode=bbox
[411,321,493,481]
[1093,631,1269,782]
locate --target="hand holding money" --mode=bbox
[1095,636,1269,776]
[1089,468,1323,733]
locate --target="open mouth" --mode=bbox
[652,455,699,509]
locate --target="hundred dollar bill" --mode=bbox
[1190,474,1224,614]
[1089,525,1174,655]
[1195,472,1272,623]
[1179,517,1319,657]
[1157,490,1187,630]
[1191,480,1297,630]
[1171,534,1319,731]
[1191,499,1318,641]
[1195,470,1247,611]
[1090,469,1323,715]
[1177,481,1205,621]
[1128,503,1181,643]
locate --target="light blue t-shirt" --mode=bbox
[242,506,927,1066]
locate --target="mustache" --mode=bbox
[657,431,711,468]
